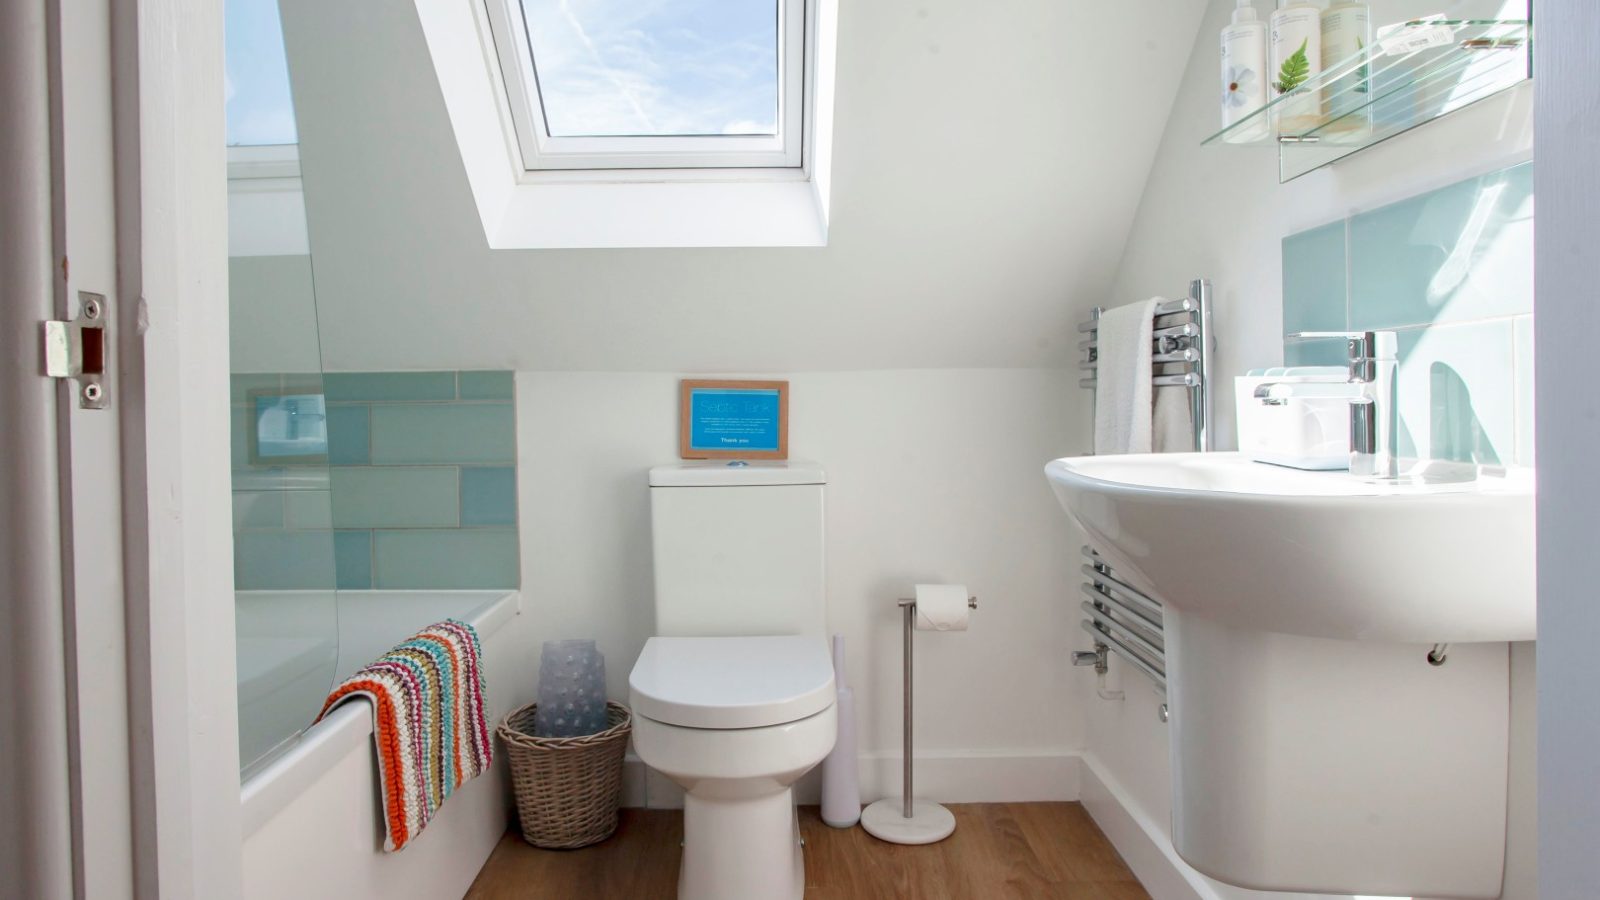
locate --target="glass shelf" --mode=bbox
[1203,18,1531,183]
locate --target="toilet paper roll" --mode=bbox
[914,584,970,632]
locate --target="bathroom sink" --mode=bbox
[1045,452,1534,642]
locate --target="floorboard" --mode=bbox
[465,803,1150,899]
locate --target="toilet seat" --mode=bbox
[629,635,835,730]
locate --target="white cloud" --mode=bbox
[520,0,779,137]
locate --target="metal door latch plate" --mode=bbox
[43,292,107,409]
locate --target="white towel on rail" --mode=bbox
[1093,298,1160,454]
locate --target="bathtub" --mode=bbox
[239,590,521,900]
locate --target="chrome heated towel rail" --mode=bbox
[1073,279,1214,715]
[1078,547,1167,698]
[1078,278,1214,454]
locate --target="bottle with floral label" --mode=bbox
[1221,0,1269,142]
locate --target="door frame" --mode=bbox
[1534,1,1600,896]
[111,0,242,896]
[1,0,242,896]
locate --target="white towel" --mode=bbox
[1094,298,1160,454]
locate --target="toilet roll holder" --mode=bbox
[860,594,978,845]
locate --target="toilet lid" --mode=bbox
[629,635,835,729]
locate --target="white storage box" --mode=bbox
[1235,369,1356,470]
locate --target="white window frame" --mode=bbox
[226,144,310,257]
[226,142,301,181]
[482,0,805,171]
[414,0,837,248]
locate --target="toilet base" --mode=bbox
[679,787,804,900]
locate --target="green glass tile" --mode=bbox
[283,489,335,530]
[231,491,285,530]
[279,373,326,397]
[334,531,374,589]
[326,405,371,465]
[231,407,250,471]
[372,529,519,589]
[1350,163,1534,330]
[231,374,282,406]
[458,371,514,400]
[1394,321,1515,465]
[328,467,459,528]
[324,372,457,402]
[1283,337,1348,368]
[369,404,515,464]
[233,531,336,590]
[1282,221,1348,335]
[461,467,516,526]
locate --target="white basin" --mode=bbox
[1045,452,1535,642]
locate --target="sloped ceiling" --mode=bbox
[277,0,1207,372]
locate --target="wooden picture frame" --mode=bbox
[679,379,789,460]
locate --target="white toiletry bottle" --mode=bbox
[1270,0,1323,136]
[1320,1,1371,138]
[1221,0,1270,142]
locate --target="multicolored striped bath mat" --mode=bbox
[317,619,493,852]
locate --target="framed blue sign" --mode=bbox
[679,379,789,460]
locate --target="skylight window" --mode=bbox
[224,0,298,147]
[487,0,804,170]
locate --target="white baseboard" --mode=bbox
[622,750,1082,810]
[1078,754,1222,900]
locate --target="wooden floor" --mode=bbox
[466,803,1149,899]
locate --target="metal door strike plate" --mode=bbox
[43,292,108,409]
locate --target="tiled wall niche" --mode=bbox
[1282,162,1533,466]
[232,370,519,590]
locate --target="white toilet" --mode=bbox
[628,461,838,900]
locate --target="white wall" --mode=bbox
[274,0,1209,374]
[512,369,1086,801]
[229,255,321,374]
[1533,2,1600,897]
[241,0,1218,816]
[1095,2,1536,898]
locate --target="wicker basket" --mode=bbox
[497,701,632,849]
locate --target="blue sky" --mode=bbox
[224,0,297,146]
[224,0,779,146]
[519,0,779,137]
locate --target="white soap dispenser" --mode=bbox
[1221,0,1269,141]
[1269,0,1323,135]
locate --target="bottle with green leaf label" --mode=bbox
[1321,1,1372,139]
[1270,0,1322,136]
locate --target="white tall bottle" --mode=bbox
[1321,1,1372,137]
[1270,0,1323,136]
[1221,0,1269,142]
[820,634,861,828]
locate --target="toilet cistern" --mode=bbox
[1285,330,1400,478]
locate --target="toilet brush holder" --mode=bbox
[861,594,978,845]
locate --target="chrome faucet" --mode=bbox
[1344,331,1399,478]
[1283,330,1400,478]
